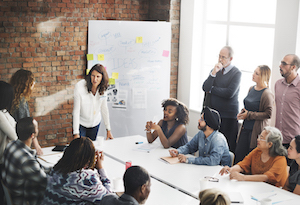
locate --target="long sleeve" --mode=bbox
[210,71,241,99]
[264,156,288,187]
[177,133,200,155]
[0,111,17,141]
[100,94,111,131]
[247,88,274,121]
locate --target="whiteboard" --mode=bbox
[88,20,171,138]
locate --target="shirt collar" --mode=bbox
[223,64,234,74]
[281,74,300,86]
[204,130,217,141]
[16,139,36,156]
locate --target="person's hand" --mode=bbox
[169,149,178,157]
[35,145,43,155]
[145,121,152,132]
[237,108,248,120]
[178,154,187,163]
[211,63,223,75]
[95,150,104,170]
[106,130,113,140]
[73,134,80,139]
[230,171,245,181]
[219,166,231,176]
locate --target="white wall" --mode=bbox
[178,0,300,137]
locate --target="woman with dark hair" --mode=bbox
[42,137,112,204]
[235,65,273,164]
[73,64,113,141]
[220,126,288,187]
[283,135,300,195]
[10,69,43,155]
[145,98,189,148]
[0,81,17,162]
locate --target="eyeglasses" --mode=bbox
[257,134,267,141]
[219,55,229,60]
[280,61,293,66]
[204,176,219,182]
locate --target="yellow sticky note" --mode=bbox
[98,54,104,61]
[136,37,143,43]
[109,78,115,85]
[112,72,119,79]
[86,68,91,75]
[86,54,94,61]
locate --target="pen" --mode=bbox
[135,142,143,144]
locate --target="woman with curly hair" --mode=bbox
[10,69,43,155]
[73,64,113,141]
[145,98,189,148]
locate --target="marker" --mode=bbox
[135,142,143,144]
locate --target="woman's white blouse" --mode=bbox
[72,79,111,135]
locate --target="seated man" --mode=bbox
[100,166,151,205]
[169,106,231,166]
[2,117,51,205]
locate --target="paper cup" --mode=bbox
[199,178,208,191]
[260,198,272,205]
[113,177,123,192]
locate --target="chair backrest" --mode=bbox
[229,151,235,167]
[1,180,12,205]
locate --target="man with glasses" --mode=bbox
[275,54,300,153]
[203,46,241,153]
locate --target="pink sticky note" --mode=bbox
[162,50,169,57]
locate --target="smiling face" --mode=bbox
[163,105,177,122]
[288,139,300,160]
[90,70,103,88]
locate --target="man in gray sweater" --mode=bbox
[202,46,241,153]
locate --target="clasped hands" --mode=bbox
[237,108,248,120]
[145,121,160,132]
[169,149,187,163]
[219,166,245,181]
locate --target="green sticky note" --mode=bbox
[109,78,115,85]
[136,37,143,43]
[112,72,119,79]
[98,54,104,61]
[86,54,94,61]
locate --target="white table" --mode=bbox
[38,146,200,205]
[100,135,300,205]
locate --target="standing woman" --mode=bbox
[10,69,43,155]
[283,135,300,195]
[73,64,113,140]
[145,98,189,148]
[235,65,273,163]
[0,81,17,162]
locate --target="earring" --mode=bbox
[175,118,178,121]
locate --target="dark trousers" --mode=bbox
[219,118,238,153]
[79,123,100,141]
[234,128,252,164]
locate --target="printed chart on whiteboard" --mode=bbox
[87,20,171,137]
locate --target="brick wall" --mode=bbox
[0,0,180,147]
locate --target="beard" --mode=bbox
[198,123,207,132]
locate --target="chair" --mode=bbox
[229,151,235,167]
[1,180,12,205]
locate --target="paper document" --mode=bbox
[133,142,160,153]
[251,190,292,204]
[160,156,180,164]
[38,153,63,164]
[227,192,244,203]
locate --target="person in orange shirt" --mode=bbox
[220,126,287,187]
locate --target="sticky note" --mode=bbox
[162,50,169,57]
[112,72,119,79]
[136,37,143,43]
[86,54,94,61]
[98,54,104,61]
[86,68,91,75]
[109,78,115,85]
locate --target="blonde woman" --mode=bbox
[235,65,273,163]
[10,69,43,155]
[199,188,230,205]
